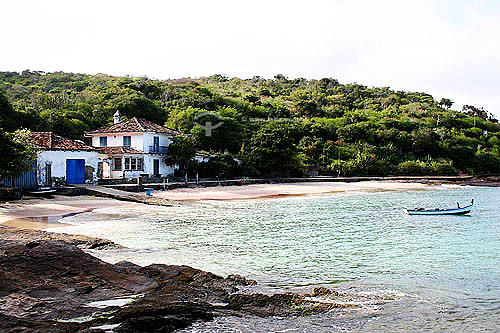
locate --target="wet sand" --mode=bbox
[0,195,131,230]
[153,181,434,201]
[0,182,442,229]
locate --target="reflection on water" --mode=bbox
[48,186,500,332]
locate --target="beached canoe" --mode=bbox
[406,200,473,216]
[26,188,57,197]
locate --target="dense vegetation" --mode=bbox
[1,70,500,177]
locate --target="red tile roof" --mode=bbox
[96,147,145,155]
[30,132,95,151]
[86,117,181,135]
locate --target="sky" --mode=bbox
[2,0,500,117]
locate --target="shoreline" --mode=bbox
[0,180,494,331]
[150,180,454,201]
[0,180,479,228]
[0,195,133,230]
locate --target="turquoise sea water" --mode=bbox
[52,185,500,332]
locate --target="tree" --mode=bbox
[241,121,305,177]
[164,135,196,175]
[0,129,38,185]
[298,136,324,166]
[191,115,243,154]
[2,70,500,178]
[0,90,17,131]
[439,98,453,109]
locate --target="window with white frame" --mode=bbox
[124,157,144,171]
[123,136,131,147]
[113,158,122,171]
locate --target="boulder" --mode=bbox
[0,239,156,320]
[311,286,339,297]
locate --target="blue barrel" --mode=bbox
[145,188,152,196]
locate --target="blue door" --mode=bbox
[66,159,85,184]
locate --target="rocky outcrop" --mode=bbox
[0,239,156,320]
[0,225,124,249]
[0,188,22,202]
[0,237,346,332]
[137,264,256,304]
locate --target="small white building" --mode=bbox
[30,132,98,185]
[85,112,181,179]
[194,151,215,163]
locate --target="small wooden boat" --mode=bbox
[26,187,57,197]
[406,199,473,216]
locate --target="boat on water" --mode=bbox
[406,199,473,216]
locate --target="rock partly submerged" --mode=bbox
[0,236,346,332]
[0,225,124,250]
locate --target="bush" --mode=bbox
[430,161,458,175]
[474,151,500,175]
[396,161,430,175]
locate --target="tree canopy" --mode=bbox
[1,70,500,177]
[0,129,38,182]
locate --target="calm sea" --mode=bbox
[51,185,500,332]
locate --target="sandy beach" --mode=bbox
[152,180,434,201]
[0,195,131,230]
[0,182,437,229]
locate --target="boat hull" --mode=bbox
[26,189,57,197]
[406,204,472,216]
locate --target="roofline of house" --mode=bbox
[85,131,178,137]
[37,148,96,152]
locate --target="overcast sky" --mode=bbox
[2,0,500,117]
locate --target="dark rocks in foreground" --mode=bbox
[0,238,343,332]
[0,225,124,250]
[0,239,156,319]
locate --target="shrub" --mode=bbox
[430,161,458,175]
[396,160,430,175]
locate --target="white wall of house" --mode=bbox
[91,133,174,153]
[142,133,173,152]
[143,155,175,177]
[101,154,144,179]
[91,133,144,150]
[91,132,176,179]
[37,150,98,185]
[100,154,174,179]
[195,155,211,163]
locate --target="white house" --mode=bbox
[194,151,215,163]
[85,111,181,179]
[30,132,98,185]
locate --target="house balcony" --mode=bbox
[148,145,169,154]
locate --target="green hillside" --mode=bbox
[1,70,499,177]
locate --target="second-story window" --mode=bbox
[153,136,159,152]
[99,136,107,147]
[123,136,131,147]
